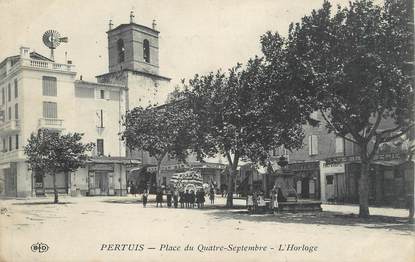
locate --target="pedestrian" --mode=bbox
[132,183,137,197]
[166,189,172,208]
[247,192,253,213]
[189,190,195,208]
[173,189,179,208]
[127,181,132,195]
[272,187,279,214]
[197,189,201,208]
[200,189,205,208]
[142,189,148,208]
[252,192,258,214]
[185,190,190,208]
[179,190,185,208]
[156,189,163,207]
[258,192,266,214]
[209,187,215,204]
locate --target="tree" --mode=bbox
[24,130,94,203]
[184,57,309,207]
[274,0,414,217]
[121,102,193,187]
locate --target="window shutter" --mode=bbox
[104,90,110,100]
[308,135,312,155]
[335,137,344,154]
[312,135,318,155]
[96,110,101,127]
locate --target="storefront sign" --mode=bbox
[90,163,114,172]
[321,162,345,173]
[325,153,401,165]
[289,162,319,171]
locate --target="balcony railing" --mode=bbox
[0,120,21,134]
[2,58,75,79]
[21,59,74,72]
[38,118,64,130]
[0,149,25,163]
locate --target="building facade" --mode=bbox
[0,46,138,198]
[285,111,414,208]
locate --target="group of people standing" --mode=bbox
[146,187,216,209]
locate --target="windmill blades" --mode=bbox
[43,30,61,49]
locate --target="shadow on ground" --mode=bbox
[206,209,415,234]
[12,201,73,205]
[101,198,247,209]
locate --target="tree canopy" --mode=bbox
[121,102,194,185]
[183,55,311,206]
[24,130,94,203]
[266,0,414,217]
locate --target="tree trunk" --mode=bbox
[156,161,162,188]
[52,172,58,204]
[358,161,370,218]
[226,168,235,208]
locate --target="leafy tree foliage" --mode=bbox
[183,56,309,207]
[24,130,94,203]
[270,0,414,217]
[121,102,193,186]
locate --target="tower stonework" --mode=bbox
[107,23,159,74]
[96,18,171,109]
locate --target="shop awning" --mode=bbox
[371,159,407,167]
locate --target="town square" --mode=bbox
[0,0,413,261]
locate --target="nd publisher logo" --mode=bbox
[31,242,49,253]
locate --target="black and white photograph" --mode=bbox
[0,0,413,261]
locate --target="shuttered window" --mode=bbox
[97,139,104,156]
[42,76,57,96]
[14,79,18,98]
[7,83,11,101]
[308,135,318,156]
[43,102,57,118]
[335,137,344,154]
[8,107,11,120]
[14,104,18,120]
[96,109,104,128]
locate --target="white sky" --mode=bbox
[0,0,377,86]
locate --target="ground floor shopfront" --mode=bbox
[320,156,414,208]
[0,157,140,198]
[288,161,320,200]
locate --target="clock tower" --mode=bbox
[96,12,171,109]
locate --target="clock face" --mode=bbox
[42,30,61,48]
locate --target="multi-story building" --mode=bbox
[285,111,413,208]
[0,47,140,198]
[0,13,179,198]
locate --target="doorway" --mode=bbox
[94,172,109,195]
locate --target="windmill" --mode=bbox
[42,30,68,61]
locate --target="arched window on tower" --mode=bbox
[117,39,125,63]
[143,39,150,63]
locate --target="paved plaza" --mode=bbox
[0,196,413,262]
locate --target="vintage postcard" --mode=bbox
[0,0,414,261]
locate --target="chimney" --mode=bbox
[20,46,30,59]
[109,19,113,30]
[152,19,157,30]
[130,11,135,23]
